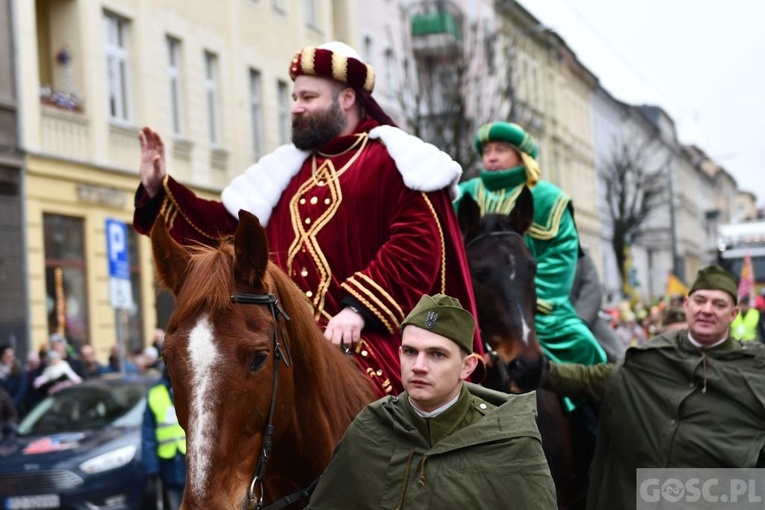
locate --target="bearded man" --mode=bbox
[133,42,484,396]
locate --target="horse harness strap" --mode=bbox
[465,230,523,249]
[230,292,295,510]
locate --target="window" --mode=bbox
[204,51,219,145]
[277,80,290,145]
[44,214,89,347]
[166,37,184,136]
[250,69,264,158]
[384,48,397,96]
[104,12,130,122]
[304,0,317,28]
[363,35,374,67]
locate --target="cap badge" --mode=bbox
[424,311,438,329]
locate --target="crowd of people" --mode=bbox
[5,39,762,508]
[0,329,165,430]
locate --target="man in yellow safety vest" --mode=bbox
[731,295,760,341]
[142,369,186,509]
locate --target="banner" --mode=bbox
[739,252,755,302]
[665,272,688,297]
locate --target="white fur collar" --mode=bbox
[221,126,462,226]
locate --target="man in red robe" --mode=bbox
[134,42,484,396]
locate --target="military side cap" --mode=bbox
[689,265,739,304]
[400,294,476,353]
[474,122,538,159]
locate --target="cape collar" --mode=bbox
[221,124,462,225]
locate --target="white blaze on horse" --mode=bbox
[151,210,376,510]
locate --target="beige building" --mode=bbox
[495,0,603,275]
[16,0,354,358]
[735,190,758,222]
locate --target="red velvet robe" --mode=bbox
[135,120,484,396]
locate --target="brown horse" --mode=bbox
[458,188,587,509]
[150,210,377,510]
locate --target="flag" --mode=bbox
[739,252,755,301]
[665,272,689,297]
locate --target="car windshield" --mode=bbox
[18,382,147,436]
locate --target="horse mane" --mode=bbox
[265,266,377,427]
[169,241,237,324]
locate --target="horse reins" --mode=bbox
[229,292,295,510]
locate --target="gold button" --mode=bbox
[301,267,308,277]
[324,198,331,205]
[376,370,383,377]
[305,217,311,225]
[361,350,368,357]
[310,197,318,205]
[317,180,325,185]
[306,290,313,298]
[300,198,306,205]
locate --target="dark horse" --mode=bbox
[458,187,588,509]
[150,210,377,510]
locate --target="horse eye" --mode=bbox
[250,351,268,372]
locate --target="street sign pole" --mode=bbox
[106,219,133,374]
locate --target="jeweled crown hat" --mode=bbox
[400,294,475,353]
[688,265,739,304]
[474,122,541,186]
[289,41,376,93]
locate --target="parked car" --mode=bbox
[0,373,161,510]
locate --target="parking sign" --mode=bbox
[105,219,133,310]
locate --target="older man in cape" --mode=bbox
[512,265,765,509]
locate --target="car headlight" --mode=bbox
[79,445,137,474]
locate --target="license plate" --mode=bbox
[5,494,61,509]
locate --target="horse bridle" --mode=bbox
[465,229,524,249]
[229,292,292,510]
[464,229,525,373]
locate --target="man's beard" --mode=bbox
[291,99,347,151]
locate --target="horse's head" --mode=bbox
[458,187,541,389]
[153,210,355,509]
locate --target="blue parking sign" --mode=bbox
[105,219,133,309]
[106,219,130,279]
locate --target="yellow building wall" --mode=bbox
[16,0,355,359]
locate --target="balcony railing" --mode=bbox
[410,1,464,58]
[40,106,90,161]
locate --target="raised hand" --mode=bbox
[139,126,167,198]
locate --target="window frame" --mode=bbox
[103,12,131,123]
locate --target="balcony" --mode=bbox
[40,106,90,162]
[410,1,464,59]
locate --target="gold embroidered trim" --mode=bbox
[354,272,404,320]
[537,298,554,314]
[528,195,569,240]
[421,193,447,294]
[341,283,396,334]
[160,175,218,241]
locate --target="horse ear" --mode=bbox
[457,193,482,239]
[234,210,270,286]
[509,186,535,234]
[150,215,191,295]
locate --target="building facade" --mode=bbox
[0,0,28,355]
[15,0,353,358]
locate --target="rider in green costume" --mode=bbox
[455,122,606,410]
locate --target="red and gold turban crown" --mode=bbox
[289,41,376,93]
